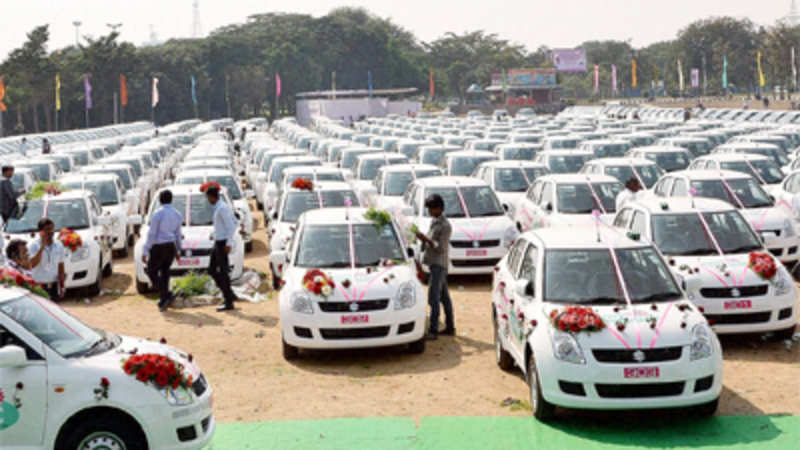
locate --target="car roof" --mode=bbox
[356,152,408,161]
[524,227,649,250]
[60,173,118,183]
[301,207,393,226]
[33,190,94,201]
[668,169,751,181]
[414,176,488,187]
[536,173,620,184]
[286,181,354,193]
[539,150,593,156]
[377,163,440,173]
[632,145,690,153]
[175,169,234,178]
[446,150,497,158]
[478,160,548,169]
[696,153,770,162]
[629,197,735,214]
[586,157,658,166]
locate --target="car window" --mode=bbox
[519,244,538,287]
[630,211,647,235]
[539,182,553,207]
[507,240,527,276]
[671,178,688,196]
[614,208,633,228]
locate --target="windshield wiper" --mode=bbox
[319,261,351,268]
[634,292,682,303]
[583,297,623,305]
[725,245,762,254]
[471,211,504,217]
[673,248,717,256]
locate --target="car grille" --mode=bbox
[182,248,212,257]
[451,258,501,267]
[592,347,682,364]
[595,382,685,398]
[699,285,768,298]
[450,239,501,248]
[319,326,390,340]
[192,374,207,397]
[769,248,784,257]
[705,312,771,324]
[318,299,389,313]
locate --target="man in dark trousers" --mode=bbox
[206,185,238,312]
[142,190,183,311]
[415,194,454,340]
[0,166,21,223]
[41,138,51,154]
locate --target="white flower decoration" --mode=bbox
[321,285,332,296]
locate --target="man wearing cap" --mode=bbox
[415,194,454,340]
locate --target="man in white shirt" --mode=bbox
[28,218,66,300]
[206,185,239,312]
[616,177,643,211]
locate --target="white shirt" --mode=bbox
[616,189,639,212]
[27,238,66,284]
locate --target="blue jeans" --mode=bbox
[428,264,454,333]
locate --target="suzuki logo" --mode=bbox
[349,302,359,312]
[731,288,741,298]
[632,350,646,363]
[473,241,480,248]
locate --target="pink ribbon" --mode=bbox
[718,175,746,210]
[453,218,496,242]
[693,206,725,256]
[585,180,607,215]
[742,159,767,185]
[605,323,632,349]
[598,220,641,348]
[648,302,674,348]
[454,185,470,218]
[753,209,770,232]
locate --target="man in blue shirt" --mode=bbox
[143,190,183,311]
[206,185,238,312]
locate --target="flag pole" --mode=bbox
[85,107,89,129]
[113,92,119,124]
[54,106,58,132]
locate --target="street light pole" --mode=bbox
[72,21,82,46]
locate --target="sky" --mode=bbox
[0,0,792,60]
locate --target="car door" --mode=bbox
[508,242,538,359]
[532,181,554,228]
[517,181,542,231]
[495,239,526,355]
[0,322,48,447]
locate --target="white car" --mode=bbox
[17,159,62,182]
[259,156,322,214]
[688,154,785,190]
[398,176,518,276]
[268,182,361,288]
[514,174,623,232]
[80,163,142,216]
[626,145,692,173]
[174,159,235,178]
[614,197,798,337]
[10,167,37,198]
[0,289,215,449]
[533,150,594,174]
[653,170,800,264]
[473,161,550,216]
[272,207,426,358]
[363,164,442,211]
[59,173,134,257]
[173,169,256,253]
[4,190,114,294]
[712,143,791,174]
[133,186,245,293]
[493,143,542,161]
[103,156,158,209]
[579,157,664,190]
[440,150,498,177]
[578,140,632,158]
[350,152,409,193]
[492,227,721,419]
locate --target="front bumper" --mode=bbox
[142,388,215,449]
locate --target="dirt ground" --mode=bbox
[61,209,800,423]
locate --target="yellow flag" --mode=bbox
[632,59,638,88]
[757,51,766,87]
[55,73,61,111]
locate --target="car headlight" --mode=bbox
[290,292,314,314]
[550,330,586,364]
[394,281,416,310]
[502,227,519,248]
[774,269,792,296]
[784,219,797,238]
[70,246,91,262]
[163,386,194,406]
[690,323,713,361]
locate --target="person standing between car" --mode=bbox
[0,166,21,223]
[205,185,238,312]
[42,138,51,154]
[143,190,183,312]
[28,218,66,301]
[415,194,454,340]
[616,177,643,211]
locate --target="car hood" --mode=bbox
[88,335,201,380]
[448,216,514,241]
[668,253,783,287]
[740,206,791,233]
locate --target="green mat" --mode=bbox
[208,415,799,449]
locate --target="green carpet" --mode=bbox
[208,415,799,449]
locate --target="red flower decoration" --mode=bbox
[617,323,625,332]
[748,252,777,281]
[342,279,351,289]
[200,181,222,193]
[160,337,167,344]
[122,353,193,391]
[58,228,83,253]
[291,178,313,191]
[302,269,335,299]
[550,305,604,334]
[101,377,110,387]
[0,388,4,403]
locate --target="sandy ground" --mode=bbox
[61,208,800,423]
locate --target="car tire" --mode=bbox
[408,337,426,354]
[693,397,719,417]
[257,201,264,211]
[527,355,555,420]
[136,279,151,295]
[494,314,514,371]
[282,337,299,360]
[59,415,147,450]
[245,240,254,253]
[773,324,796,341]
[102,260,113,278]
[88,264,103,296]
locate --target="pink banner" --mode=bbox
[276,73,282,99]
[611,65,617,93]
[594,65,599,93]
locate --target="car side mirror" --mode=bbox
[245,189,255,198]
[502,203,509,212]
[545,202,553,212]
[127,215,143,225]
[407,247,415,258]
[271,211,278,220]
[682,275,703,293]
[514,278,534,297]
[0,345,27,368]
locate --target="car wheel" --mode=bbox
[494,314,514,371]
[282,337,299,360]
[245,240,254,253]
[527,355,555,420]
[773,324,796,341]
[102,260,113,278]
[693,397,719,417]
[88,264,103,296]
[135,279,151,295]
[59,415,147,450]
[408,337,426,354]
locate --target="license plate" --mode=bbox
[341,314,369,324]
[624,367,660,378]
[466,249,488,257]
[724,300,752,310]
[178,258,201,266]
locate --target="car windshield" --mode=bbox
[119,160,142,177]
[398,144,421,159]
[424,186,504,218]
[720,161,784,185]
[0,295,111,358]
[556,183,622,214]
[19,164,50,181]
[422,149,449,165]
[62,181,118,205]
[549,139,579,149]
[281,190,360,222]
[360,159,400,180]
[295,224,405,268]
[286,172,344,185]
[70,152,89,165]
[649,152,689,171]
[604,165,661,188]
[450,156,494,176]
[177,176,242,200]
[7,199,90,233]
[270,161,320,183]
[749,148,791,166]
[690,178,773,209]
[49,156,70,171]
[547,155,590,174]
[342,151,374,169]
[502,146,537,160]
[87,169,131,190]
[544,248,681,304]
[494,167,548,192]
[652,211,762,256]
[149,194,228,226]
[594,143,629,157]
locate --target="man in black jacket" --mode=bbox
[0,166,21,222]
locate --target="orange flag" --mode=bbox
[0,75,7,112]
[120,74,128,106]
